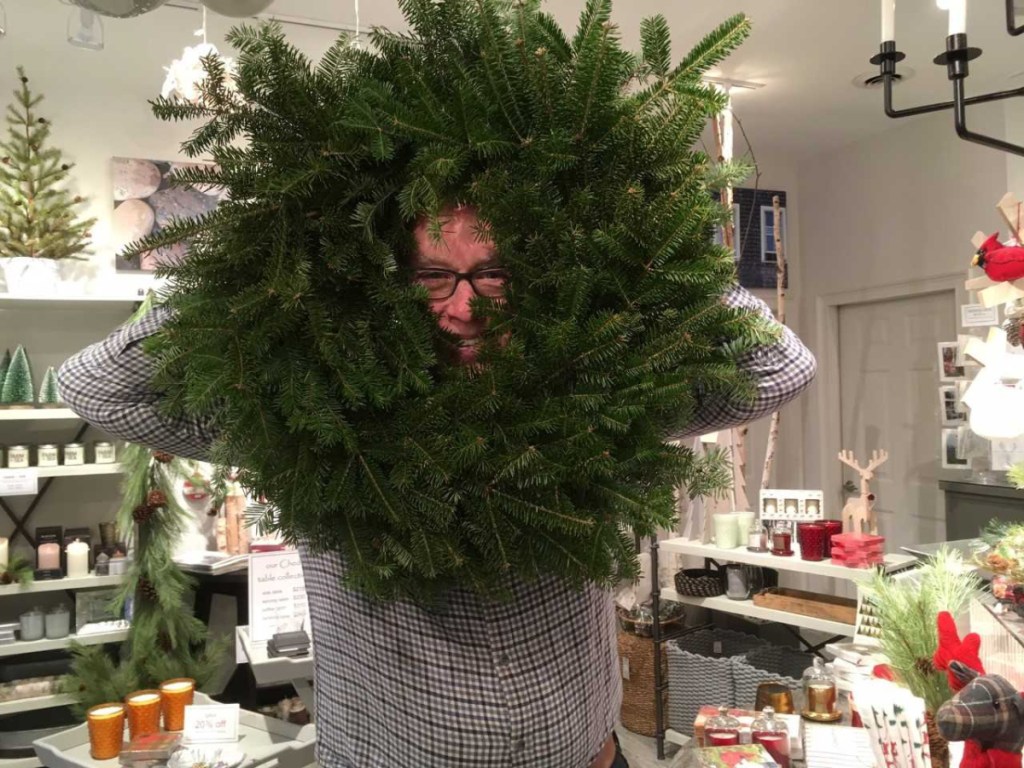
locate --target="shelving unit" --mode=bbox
[0,295,143,310]
[0,465,123,479]
[0,574,123,597]
[0,629,129,659]
[0,696,74,718]
[648,534,921,760]
[0,411,80,422]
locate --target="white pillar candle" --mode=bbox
[66,539,89,578]
[881,0,896,42]
[948,0,966,35]
[0,537,8,569]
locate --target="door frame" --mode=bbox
[814,272,970,521]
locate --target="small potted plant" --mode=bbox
[975,518,1024,617]
[0,67,95,295]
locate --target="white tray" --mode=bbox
[32,694,315,768]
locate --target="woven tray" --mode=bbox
[674,567,723,598]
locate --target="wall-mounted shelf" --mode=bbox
[0,295,144,310]
[0,410,81,421]
[0,628,129,658]
[0,574,124,597]
[33,464,121,478]
[0,694,75,717]
[661,588,857,636]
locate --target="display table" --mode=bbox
[971,598,1024,690]
[236,626,315,720]
[32,693,315,768]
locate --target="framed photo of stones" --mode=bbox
[111,157,224,272]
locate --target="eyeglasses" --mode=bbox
[412,267,509,301]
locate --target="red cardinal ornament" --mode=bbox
[973,232,1024,282]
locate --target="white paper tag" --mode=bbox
[183,704,240,744]
[621,657,630,680]
[713,640,723,655]
[0,469,38,496]
[961,303,999,328]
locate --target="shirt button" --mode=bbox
[512,739,525,752]
[497,653,511,666]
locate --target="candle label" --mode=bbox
[0,469,38,496]
[183,704,239,744]
[63,444,84,465]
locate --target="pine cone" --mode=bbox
[137,577,159,602]
[151,450,174,464]
[132,504,153,524]
[1007,317,1024,347]
[914,657,935,676]
[147,489,167,507]
[207,505,219,517]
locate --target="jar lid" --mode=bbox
[752,705,784,733]
[93,441,113,446]
[707,705,741,730]
[64,443,83,448]
[7,445,26,450]
[47,605,69,614]
[37,444,57,450]
[803,656,834,685]
[20,609,43,618]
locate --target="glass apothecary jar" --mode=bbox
[801,657,841,722]
[751,706,791,768]
[705,705,741,746]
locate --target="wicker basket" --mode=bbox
[618,629,666,737]
[674,567,724,598]
[666,628,769,735]
[732,645,813,710]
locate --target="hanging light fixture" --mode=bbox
[68,0,168,18]
[199,0,273,18]
[0,2,7,41]
[871,0,1024,157]
[161,5,236,104]
[67,7,104,51]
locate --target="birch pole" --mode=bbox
[711,88,751,512]
[760,195,787,488]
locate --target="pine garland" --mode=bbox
[126,1,771,601]
[61,443,225,715]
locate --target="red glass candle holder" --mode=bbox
[797,523,826,561]
[771,530,793,557]
[821,520,843,558]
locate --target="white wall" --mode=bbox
[796,101,1010,547]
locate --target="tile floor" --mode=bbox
[616,727,680,768]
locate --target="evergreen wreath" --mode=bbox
[127,0,775,602]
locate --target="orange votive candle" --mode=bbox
[87,703,126,760]
[159,678,195,732]
[125,690,162,740]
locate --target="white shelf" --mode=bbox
[0,574,124,596]
[0,294,143,309]
[659,537,917,580]
[0,694,74,716]
[0,628,129,658]
[662,588,856,636]
[0,409,80,421]
[0,756,41,768]
[236,626,313,687]
[33,464,121,478]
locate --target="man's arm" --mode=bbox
[672,285,816,440]
[58,305,217,461]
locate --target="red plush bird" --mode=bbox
[973,232,1024,283]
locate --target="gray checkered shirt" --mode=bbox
[58,285,814,768]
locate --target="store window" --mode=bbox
[760,205,786,263]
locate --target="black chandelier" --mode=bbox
[871,0,1024,157]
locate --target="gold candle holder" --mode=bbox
[125,690,162,740]
[87,702,126,760]
[802,682,841,722]
[159,678,195,732]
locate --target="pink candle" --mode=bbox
[37,542,60,570]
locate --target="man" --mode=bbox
[59,206,814,768]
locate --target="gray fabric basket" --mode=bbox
[732,645,814,711]
[665,629,769,735]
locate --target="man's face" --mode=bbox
[412,207,503,365]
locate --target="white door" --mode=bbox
[838,291,956,552]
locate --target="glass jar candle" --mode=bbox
[705,705,741,746]
[797,522,826,561]
[44,605,70,639]
[801,657,841,722]
[724,563,752,601]
[771,521,794,557]
[751,706,791,768]
[747,524,769,553]
[94,441,116,464]
[36,444,58,467]
[159,678,195,731]
[87,703,126,760]
[19,608,44,641]
[63,442,85,466]
[125,690,162,740]
[734,510,755,540]
[37,541,60,571]
[7,445,28,469]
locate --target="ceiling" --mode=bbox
[251,0,1024,162]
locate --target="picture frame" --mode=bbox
[937,341,966,382]
[938,385,966,426]
[940,427,969,470]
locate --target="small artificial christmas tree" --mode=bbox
[0,67,96,260]
[0,345,33,407]
[0,349,11,393]
[37,366,60,406]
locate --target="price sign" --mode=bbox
[183,703,240,744]
[0,469,37,496]
[248,550,309,643]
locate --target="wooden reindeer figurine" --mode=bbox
[837,449,889,535]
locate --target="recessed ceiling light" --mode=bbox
[703,75,766,92]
